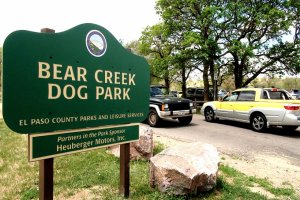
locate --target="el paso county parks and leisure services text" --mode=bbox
[19,112,144,127]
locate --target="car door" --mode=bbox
[232,90,256,121]
[186,88,196,100]
[195,88,204,101]
[217,92,239,119]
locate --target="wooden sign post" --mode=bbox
[39,28,55,200]
[39,158,54,200]
[120,143,130,197]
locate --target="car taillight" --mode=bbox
[284,104,300,110]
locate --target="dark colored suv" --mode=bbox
[186,87,213,101]
[148,85,196,127]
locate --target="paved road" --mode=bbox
[141,114,300,165]
[2,101,299,164]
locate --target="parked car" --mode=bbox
[201,87,300,132]
[148,85,196,127]
[169,90,179,97]
[177,91,183,97]
[289,89,300,99]
[186,87,213,101]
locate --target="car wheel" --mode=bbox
[282,125,298,131]
[251,113,267,132]
[148,108,160,127]
[204,107,215,122]
[178,116,193,125]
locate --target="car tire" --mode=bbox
[282,125,298,131]
[178,116,193,125]
[250,113,267,132]
[148,108,161,127]
[204,107,215,122]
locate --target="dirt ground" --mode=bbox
[153,134,300,198]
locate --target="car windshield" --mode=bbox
[196,89,204,94]
[150,87,168,97]
[187,88,196,94]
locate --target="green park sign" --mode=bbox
[3,23,149,134]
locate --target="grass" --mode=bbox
[0,120,298,200]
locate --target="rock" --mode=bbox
[107,126,153,160]
[150,142,219,195]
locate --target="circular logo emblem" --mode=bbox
[86,30,107,57]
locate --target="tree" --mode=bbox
[220,0,300,88]
[156,0,300,92]
[136,22,197,95]
[156,0,229,100]
[170,49,196,97]
[137,23,175,89]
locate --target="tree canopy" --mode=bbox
[156,0,300,90]
[135,0,299,98]
[138,23,174,89]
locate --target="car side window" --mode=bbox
[237,91,255,101]
[229,93,238,101]
[268,91,288,100]
[223,92,239,101]
[223,95,231,101]
[187,88,195,94]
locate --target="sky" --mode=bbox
[0,0,160,46]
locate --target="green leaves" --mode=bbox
[156,0,300,89]
[131,0,299,92]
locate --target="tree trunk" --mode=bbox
[203,63,210,101]
[181,67,187,98]
[164,78,170,93]
[234,64,243,89]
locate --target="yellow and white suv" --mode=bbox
[201,87,300,132]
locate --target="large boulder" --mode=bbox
[150,142,219,195]
[107,126,153,160]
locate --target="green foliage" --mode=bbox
[21,187,39,200]
[250,76,300,90]
[220,165,298,200]
[248,176,296,197]
[0,121,39,199]
[137,23,176,87]
[153,141,166,155]
[153,0,300,91]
